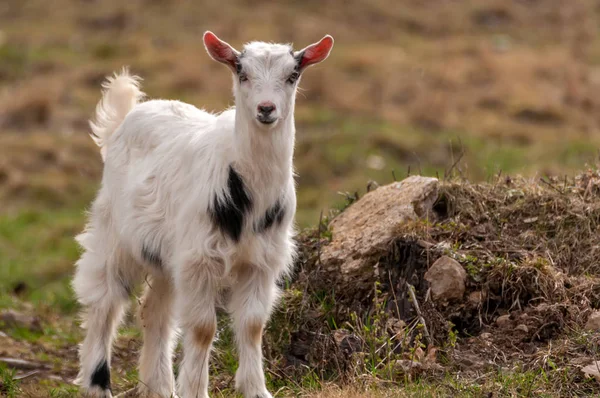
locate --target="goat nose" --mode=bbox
[257,102,276,115]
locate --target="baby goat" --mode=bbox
[72,31,334,398]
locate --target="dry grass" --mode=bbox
[1,172,599,396]
[277,170,600,396]
[2,1,600,223]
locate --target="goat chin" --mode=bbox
[73,31,333,398]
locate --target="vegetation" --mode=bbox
[1,0,600,396]
[2,1,600,225]
[2,172,600,397]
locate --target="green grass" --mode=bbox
[293,110,600,226]
[47,384,80,398]
[0,364,20,398]
[0,195,597,396]
[0,208,85,314]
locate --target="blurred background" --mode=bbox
[1,0,600,335]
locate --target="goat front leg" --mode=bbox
[176,259,220,398]
[229,265,278,398]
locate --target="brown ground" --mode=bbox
[283,171,600,397]
[2,1,600,224]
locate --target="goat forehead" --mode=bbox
[241,42,295,72]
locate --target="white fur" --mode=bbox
[73,33,333,398]
[89,69,144,161]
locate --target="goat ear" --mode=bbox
[203,31,239,70]
[295,35,334,72]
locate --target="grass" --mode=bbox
[1,0,600,396]
[0,364,20,398]
[0,208,84,313]
[0,180,599,394]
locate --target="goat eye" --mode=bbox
[286,72,299,84]
[239,73,248,83]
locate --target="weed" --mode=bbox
[0,364,20,398]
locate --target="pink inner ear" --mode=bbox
[204,32,236,65]
[300,37,333,69]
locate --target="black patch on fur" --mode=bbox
[210,166,253,242]
[294,50,305,71]
[235,51,246,75]
[90,360,111,391]
[141,245,162,268]
[255,200,285,233]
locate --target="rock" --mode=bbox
[585,311,600,331]
[496,314,511,328]
[515,324,529,333]
[0,310,42,332]
[321,176,439,281]
[480,332,492,340]
[570,357,593,367]
[332,329,362,355]
[582,361,600,382]
[394,359,422,373]
[457,353,484,369]
[386,318,406,336]
[424,256,467,303]
[468,291,484,305]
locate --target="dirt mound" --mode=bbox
[267,170,600,393]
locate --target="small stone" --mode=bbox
[386,318,406,335]
[582,361,600,382]
[457,353,484,369]
[480,332,492,340]
[424,256,467,303]
[496,314,511,328]
[417,240,434,249]
[0,310,42,333]
[570,357,593,367]
[468,291,484,305]
[395,359,422,373]
[332,329,362,355]
[585,311,600,331]
[515,324,529,333]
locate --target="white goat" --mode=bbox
[72,31,334,398]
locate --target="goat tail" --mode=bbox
[89,68,144,161]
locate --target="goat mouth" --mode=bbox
[256,116,277,125]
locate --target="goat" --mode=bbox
[72,31,334,398]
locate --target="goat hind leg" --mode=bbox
[137,274,177,397]
[73,249,131,397]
